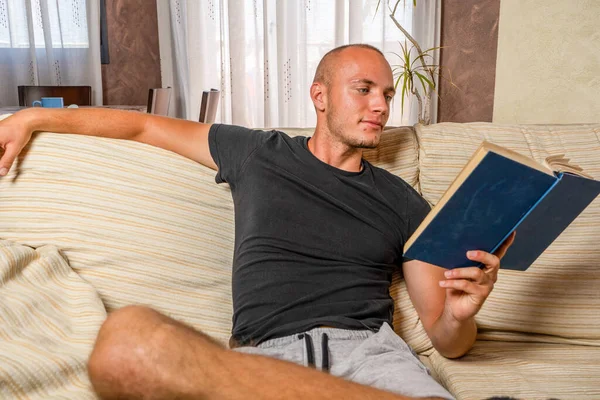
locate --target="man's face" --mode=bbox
[324,48,395,149]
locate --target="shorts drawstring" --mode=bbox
[299,333,316,368]
[298,332,330,372]
[321,333,330,372]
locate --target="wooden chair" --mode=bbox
[199,89,220,123]
[146,87,172,116]
[18,85,92,107]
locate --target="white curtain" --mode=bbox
[0,0,102,106]
[158,0,440,127]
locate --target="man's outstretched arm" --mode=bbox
[0,107,217,176]
[88,306,445,400]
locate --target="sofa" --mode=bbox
[1,112,599,399]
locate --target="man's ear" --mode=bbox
[310,82,326,112]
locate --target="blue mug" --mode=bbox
[32,97,64,108]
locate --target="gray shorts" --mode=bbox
[233,322,454,399]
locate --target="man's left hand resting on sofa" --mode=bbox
[0,44,515,400]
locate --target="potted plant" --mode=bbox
[377,0,451,125]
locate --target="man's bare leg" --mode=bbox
[88,305,445,400]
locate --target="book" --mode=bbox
[403,141,600,271]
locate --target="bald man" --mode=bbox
[0,44,514,400]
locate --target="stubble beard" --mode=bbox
[325,107,380,150]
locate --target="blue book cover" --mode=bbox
[500,172,600,270]
[403,142,600,270]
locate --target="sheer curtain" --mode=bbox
[0,0,102,106]
[157,0,440,127]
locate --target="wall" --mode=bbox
[101,0,161,105]
[437,0,500,123]
[98,1,600,122]
[493,0,600,123]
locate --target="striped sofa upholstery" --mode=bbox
[0,126,236,340]
[0,240,106,399]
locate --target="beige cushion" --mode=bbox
[429,341,600,400]
[0,114,236,344]
[0,239,105,399]
[416,122,600,343]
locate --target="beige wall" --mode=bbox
[493,0,600,123]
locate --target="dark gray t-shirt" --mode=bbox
[208,124,431,346]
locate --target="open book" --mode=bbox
[403,141,600,271]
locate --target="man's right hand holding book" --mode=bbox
[402,231,516,359]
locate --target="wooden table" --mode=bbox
[0,105,147,114]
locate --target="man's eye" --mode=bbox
[357,88,369,94]
[385,95,393,102]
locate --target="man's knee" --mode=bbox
[87,305,169,395]
[94,304,165,347]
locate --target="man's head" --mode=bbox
[311,44,395,149]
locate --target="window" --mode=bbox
[0,0,89,49]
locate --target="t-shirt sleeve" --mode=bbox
[402,192,432,264]
[208,124,273,185]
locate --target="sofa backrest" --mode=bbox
[0,114,235,343]
[9,115,598,351]
[0,117,424,348]
[416,122,600,346]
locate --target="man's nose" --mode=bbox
[371,93,389,115]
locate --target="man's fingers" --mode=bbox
[0,143,18,176]
[494,231,516,260]
[444,267,486,283]
[466,250,499,272]
[439,278,488,295]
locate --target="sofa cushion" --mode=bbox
[415,122,600,344]
[0,114,236,344]
[0,239,106,399]
[428,341,600,400]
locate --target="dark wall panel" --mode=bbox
[101,0,161,105]
[437,1,500,123]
